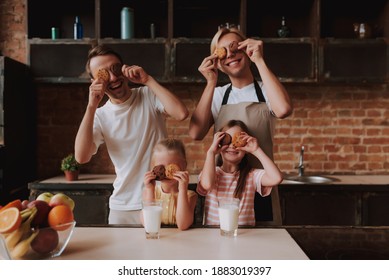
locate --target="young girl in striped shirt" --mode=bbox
[197,120,283,226]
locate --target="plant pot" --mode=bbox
[64,170,79,181]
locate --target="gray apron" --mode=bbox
[214,81,282,225]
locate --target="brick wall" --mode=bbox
[34,82,389,180]
[275,84,389,175]
[0,0,27,63]
[2,0,389,180]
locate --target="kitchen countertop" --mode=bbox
[37,174,389,185]
[40,174,117,184]
[282,175,389,186]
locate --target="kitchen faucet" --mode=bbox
[298,145,305,176]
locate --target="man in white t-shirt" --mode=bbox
[75,45,188,224]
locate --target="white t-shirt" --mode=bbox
[93,86,166,211]
[211,81,271,121]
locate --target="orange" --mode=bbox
[48,205,74,231]
[0,199,23,213]
[0,207,22,234]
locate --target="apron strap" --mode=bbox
[253,80,266,103]
[221,81,265,106]
[221,85,232,105]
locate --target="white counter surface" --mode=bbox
[55,227,308,260]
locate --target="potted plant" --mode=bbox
[61,153,80,181]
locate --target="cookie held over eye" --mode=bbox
[97,68,110,82]
[214,47,227,59]
[152,164,166,181]
[232,132,247,148]
[219,133,232,146]
[110,63,122,77]
[165,163,181,180]
[229,41,239,53]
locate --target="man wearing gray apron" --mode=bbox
[189,27,292,226]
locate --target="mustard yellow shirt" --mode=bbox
[155,182,197,225]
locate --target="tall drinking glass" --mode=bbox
[218,198,240,237]
[142,200,163,239]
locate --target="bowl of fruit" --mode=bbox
[0,193,76,260]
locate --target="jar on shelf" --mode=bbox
[354,23,371,39]
[277,16,291,38]
[121,7,134,39]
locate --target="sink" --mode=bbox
[284,175,338,184]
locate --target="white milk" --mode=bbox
[143,205,163,233]
[218,204,239,232]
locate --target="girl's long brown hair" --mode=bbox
[217,120,252,199]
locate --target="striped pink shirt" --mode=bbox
[197,167,271,226]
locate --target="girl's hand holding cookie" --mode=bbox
[174,171,189,190]
[144,170,157,187]
[236,133,259,154]
[219,132,232,147]
[209,132,228,154]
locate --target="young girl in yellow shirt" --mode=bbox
[142,138,198,230]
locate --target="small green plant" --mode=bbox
[60,153,80,172]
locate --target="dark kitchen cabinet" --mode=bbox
[28,39,94,83]
[28,175,113,225]
[100,38,168,81]
[27,0,389,84]
[279,183,389,226]
[0,57,36,205]
[320,39,388,83]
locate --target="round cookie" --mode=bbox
[232,132,247,148]
[219,133,232,146]
[97,68,110,82]
[229,41,239,53]
[165,163,180,180]
[152,164,166,181]
[110,63,122,77]
[214,47,227,59]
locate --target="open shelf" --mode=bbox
[27,0,389,84]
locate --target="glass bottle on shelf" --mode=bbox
[277,16,291,38]
[150,23,155,39]
[73,16,83,39]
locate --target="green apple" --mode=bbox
[49,193,75,211]
[36,192,54,204]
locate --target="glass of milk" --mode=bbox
[142,200,163,239]
[218,198,240,237]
